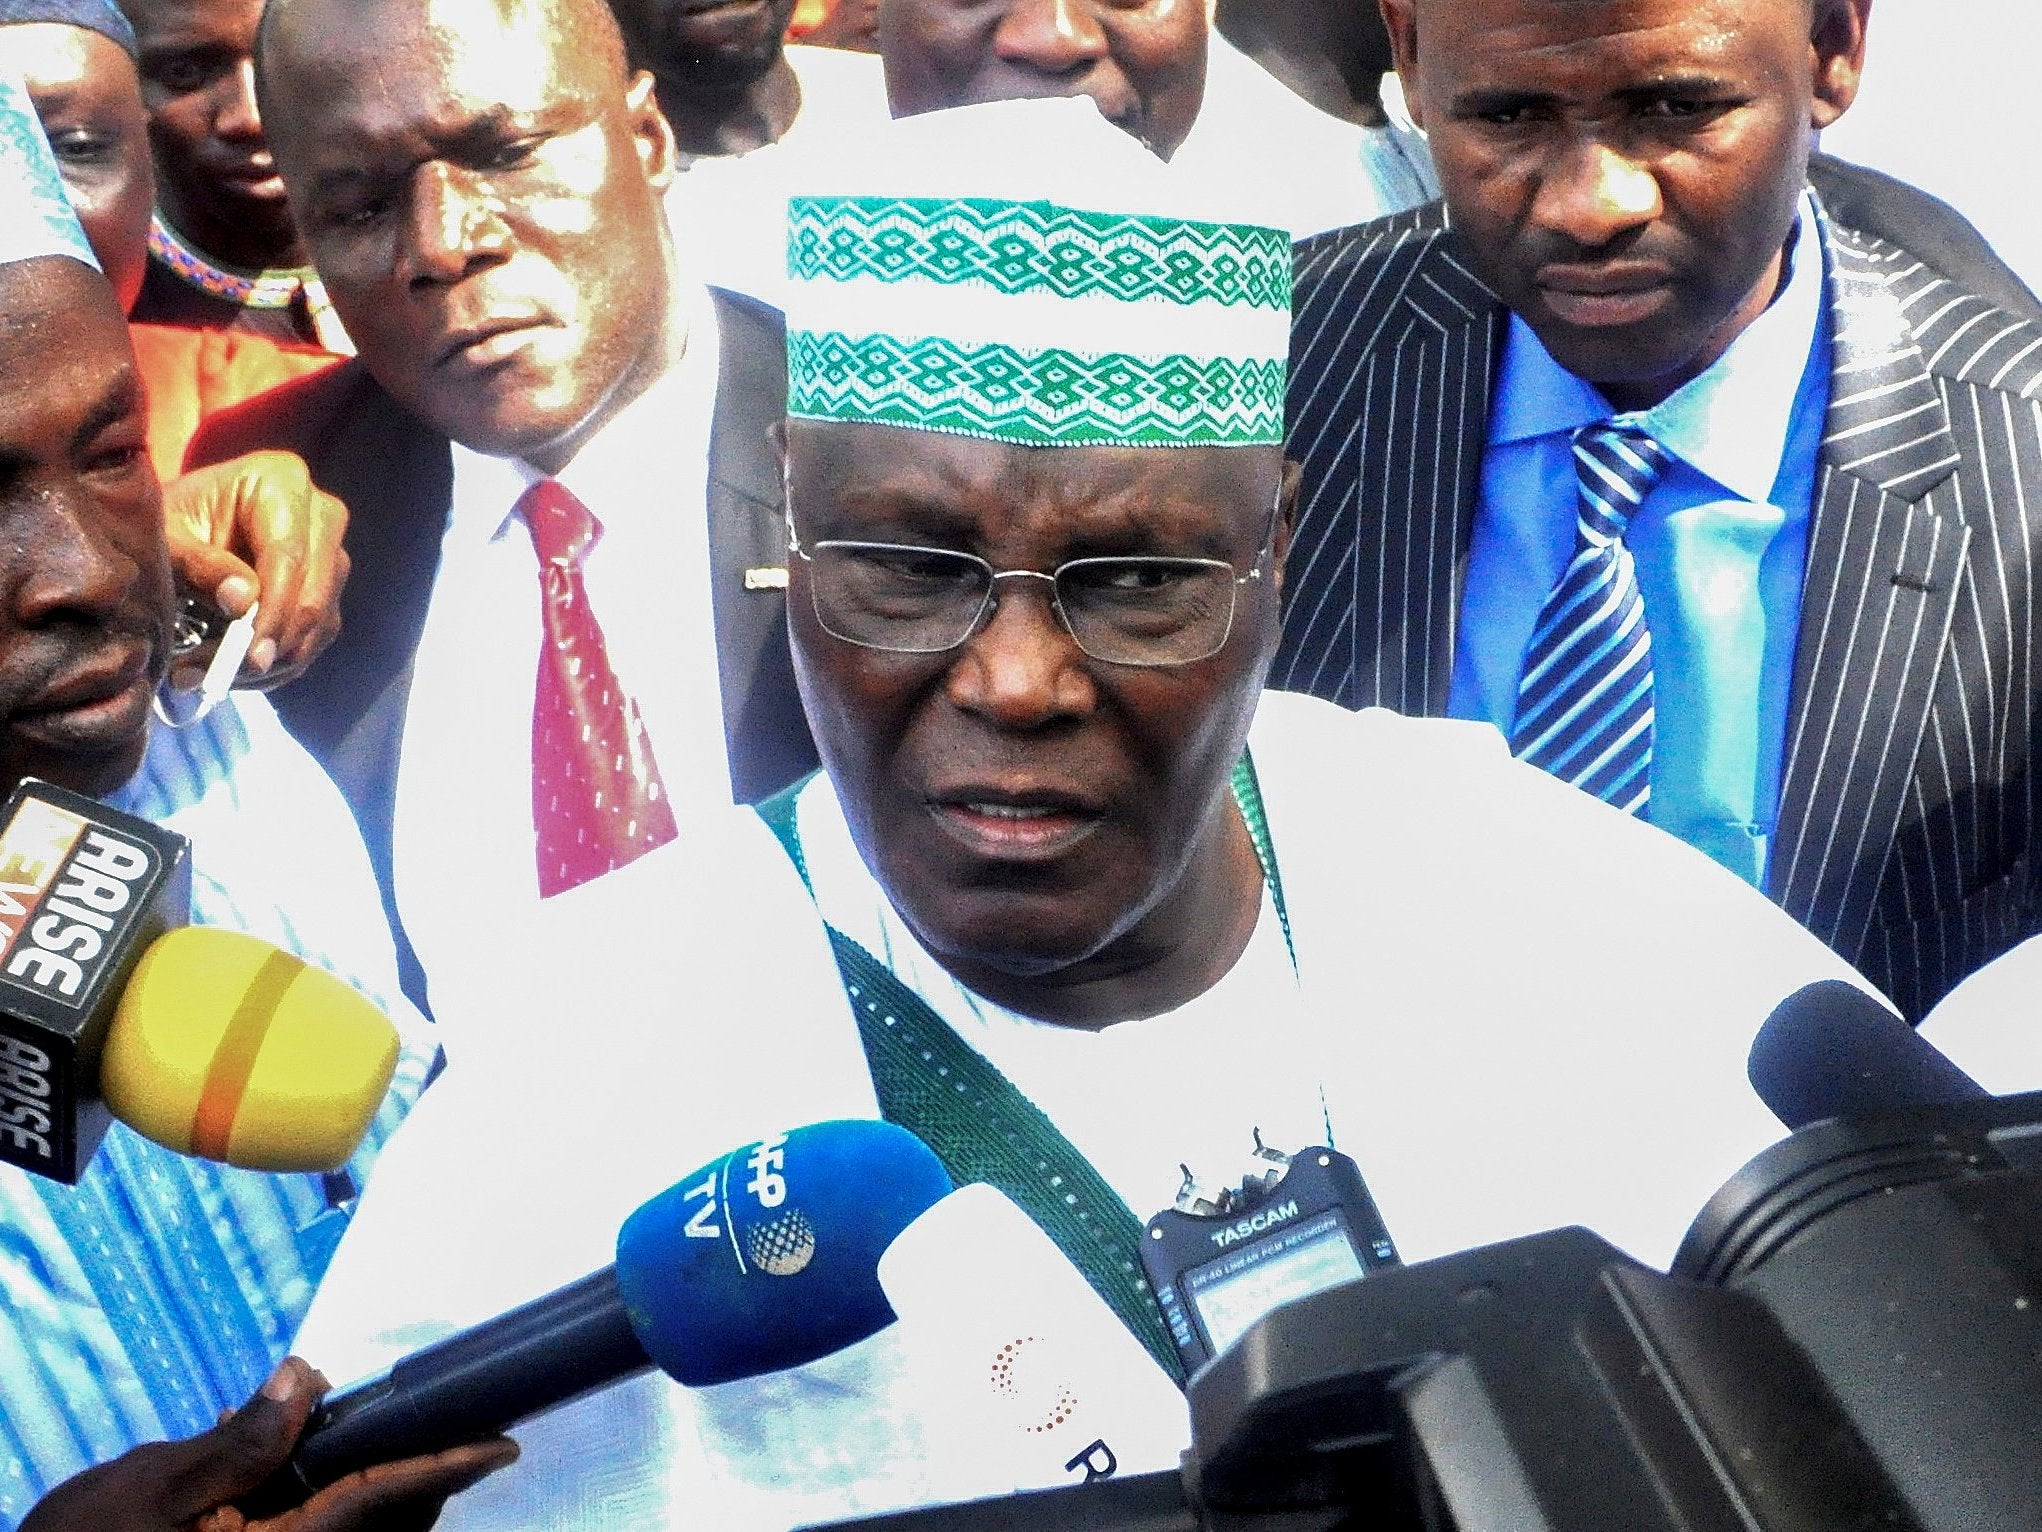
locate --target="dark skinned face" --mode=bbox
[1384,0,1867,408]
[262,0,679,474]
[0,259,175,797]
[9,24,155,314]
[786,422,1291,1022]
[122,0,302,266]
[609,0,800,86]
[878,0,1207,159]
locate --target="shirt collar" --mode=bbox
[1490,191,1826,504]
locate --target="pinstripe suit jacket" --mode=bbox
[1274,199,2042,1020]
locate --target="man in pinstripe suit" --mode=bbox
[1275,0,2042,1021]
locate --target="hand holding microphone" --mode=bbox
[270,1119,953,1500]
[20,1358,515,1532]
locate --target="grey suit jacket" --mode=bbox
[1275,200,2042,1019]
[189,287,816,1004]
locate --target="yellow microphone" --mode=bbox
[99,927,400,1172]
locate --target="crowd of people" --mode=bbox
[0,0,2036,1526]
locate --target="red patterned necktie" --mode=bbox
[522,479,678,897]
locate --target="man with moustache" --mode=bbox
[191,0,814,1030]
[1276,0,2042,1021]
[287,101,1871,1531]
[114,0,345,348]
[0,78,490,1529]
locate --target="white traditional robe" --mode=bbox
[295,693,1875,1530]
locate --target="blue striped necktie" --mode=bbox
[1509,420,1672,815]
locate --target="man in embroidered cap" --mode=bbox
[0,71,512,1530]
[283,98,1883,1531]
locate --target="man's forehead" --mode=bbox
[265,0,579,94]
[266,0,592,150]
[1409,0,1808,47]
[794,423,1276,536]
[0,263,142,441]
[123,0,260,46]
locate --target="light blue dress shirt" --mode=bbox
[0,698,434,1526]
[1448,198,1833,886]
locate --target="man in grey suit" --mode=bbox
[189,0,815,1009]
[1275,0,2042,1021]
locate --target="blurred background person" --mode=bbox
[787,0,875,52]
[876,0,1436,238]
[115,0,348,349]
[2,0,338,482]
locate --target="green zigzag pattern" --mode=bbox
[789,196,1291,311]
[788,332,1285,447]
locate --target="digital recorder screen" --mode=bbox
[1183,1208,1368,1359]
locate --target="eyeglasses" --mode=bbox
[787,524,1272,668]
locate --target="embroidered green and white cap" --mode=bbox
[0,66,101,272]
[784,97,1289,449]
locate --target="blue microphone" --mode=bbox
[280,1119,951,1493]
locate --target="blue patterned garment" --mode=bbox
[0,696,435,1525]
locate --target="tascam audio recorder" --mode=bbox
[0,779,189,1180]
[1142,1135,1401,1376]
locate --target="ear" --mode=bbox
[1270,459,1301,601]
[625,69,678,193]
[1809,0,1872,129]
[1378,0,1423,129]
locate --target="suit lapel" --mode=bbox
[1352,231,1502,714]
[704,287,820,803]
[1770,216,1971,953]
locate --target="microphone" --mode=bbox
[879,1184,1190,1501]
[1748,978,1990,1130]
[280,1119,953,1495]
[0,778,402,1181]
[99,926,401,1172]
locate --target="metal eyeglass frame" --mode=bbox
[783,500,1282,668]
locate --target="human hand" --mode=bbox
[19,1357,517,1532]
[163,451,351,692]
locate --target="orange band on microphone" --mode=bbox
[190,948,301,1161]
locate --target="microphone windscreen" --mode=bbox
[99,927,399,1170]
[1748,978,1989,1131]
[879,1183,1188,1498]
[615,1118,951,1387]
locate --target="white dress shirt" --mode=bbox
[390,285,732,1065]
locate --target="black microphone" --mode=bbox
[1747,978,1989,1130]
[0,779,190,1180]
[275,1119,953,1497]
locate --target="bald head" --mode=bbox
[258,0,629,111]
[253,0,681,471]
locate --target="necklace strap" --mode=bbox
[756,760,1300,1381]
